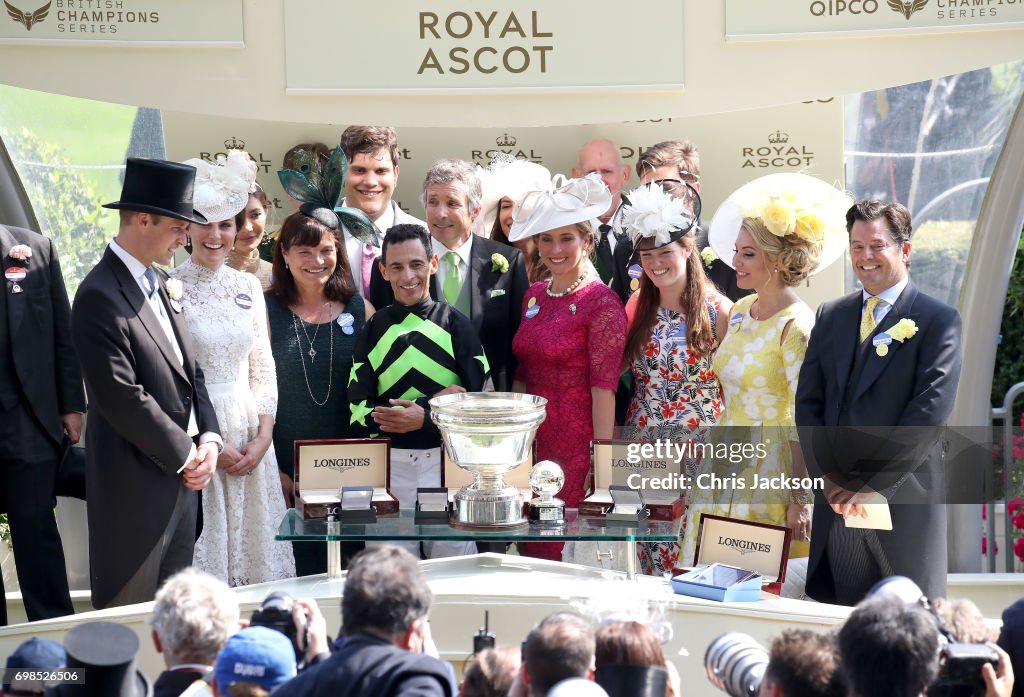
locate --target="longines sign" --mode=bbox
[284,0,684,93]
[0,0,243,45]
[727,0,1024,38]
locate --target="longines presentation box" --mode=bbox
[293,438,398,520]
[441,446,535,509]
[579,440,685,521]
[690,513,791,593]
[671,563,763,603]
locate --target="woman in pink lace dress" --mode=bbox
[510,175,627,560]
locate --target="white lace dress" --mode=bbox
[169,260,295,585]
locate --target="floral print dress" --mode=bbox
[679,294,814,567]
[624,295,727,575]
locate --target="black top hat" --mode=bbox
[595,664,669,697]
[104,158,208,224]
[46,621,153,697]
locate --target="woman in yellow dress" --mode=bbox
[680,174,851,566]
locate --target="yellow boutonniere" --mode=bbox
[490,253,509,273]
[875,318,918,356]
[701,248,718,267]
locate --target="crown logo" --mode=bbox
[496,133,517,147]
[768,130,789,144]
[887,0,927,19]
[224,136,246,150]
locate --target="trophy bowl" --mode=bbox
[429,392,547,528]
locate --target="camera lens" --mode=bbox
[705,632,769,697]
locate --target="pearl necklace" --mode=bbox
[546,273,587,298]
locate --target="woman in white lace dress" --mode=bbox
[170,151,295,585]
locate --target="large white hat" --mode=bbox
[508,173,612,242]
[708,172,852,275]
[474,154,554,237]
[182,150,257,223]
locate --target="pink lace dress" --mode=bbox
[513,280,627,558]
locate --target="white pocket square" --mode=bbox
[489,289,506,298]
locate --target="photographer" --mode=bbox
[838,596,1014,697]
[760,629,844,697]
[271,545,455,697]
[249,593,330,671]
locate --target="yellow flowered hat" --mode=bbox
[707,173,852,275]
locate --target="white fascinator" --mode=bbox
[621,183,701,249]
[182,150,258,223]
[474,154,554,237]
[508,173,612,242]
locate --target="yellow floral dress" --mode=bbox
[680,294,813,565]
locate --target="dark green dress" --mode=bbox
[266,292,365,576]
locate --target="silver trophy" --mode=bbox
[429,392,547,528]
[528,460,566,525]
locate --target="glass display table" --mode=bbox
[277,509,677,579]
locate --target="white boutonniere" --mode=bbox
[164,278,183,301]
[490,253,509,273]
[7,244,32,266]
[875,318,918,356]
[700,247,718,267]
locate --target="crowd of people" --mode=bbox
[1,123,963,626]
[1,546,1022,697]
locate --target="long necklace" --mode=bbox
[546,272,587,298]
[292,305,333,406]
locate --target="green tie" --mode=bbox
[860,296,881,342]
[443,251,461,305]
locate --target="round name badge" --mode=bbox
[628,264,643,279]
[5,267,27,283]
[525,304,540,319]
[872,332,893,347]
[630,278,640,292]
[337,312,355,335]
[234,293,253,310]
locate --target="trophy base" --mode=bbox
[452,489,527,529]
[528,501,566,526]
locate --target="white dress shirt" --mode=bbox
[108,240,221,465]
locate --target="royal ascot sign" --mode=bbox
[0,0,243,45]
[726,0,1024,38]
[283,0,684,93]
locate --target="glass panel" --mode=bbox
[277,509,677,542]
[844,60,1024,305]
[0,85,146,296]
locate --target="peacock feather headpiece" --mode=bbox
[277,145,379,247]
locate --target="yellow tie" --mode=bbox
[860,296,881,342]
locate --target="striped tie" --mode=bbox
[859,296,881,342]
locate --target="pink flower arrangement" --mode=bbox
[7,244,32,264]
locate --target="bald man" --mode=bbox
[573,139,633,304]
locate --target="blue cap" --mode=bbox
[214,626,296,691]
[3,637,66,690]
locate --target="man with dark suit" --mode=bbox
[573,139,633,304]
[71,158,222,609]
[369,159,527,392]
[635,140,751,302]
[0,225,83,624]
[339,125,427,299]
[795,200,962,605]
